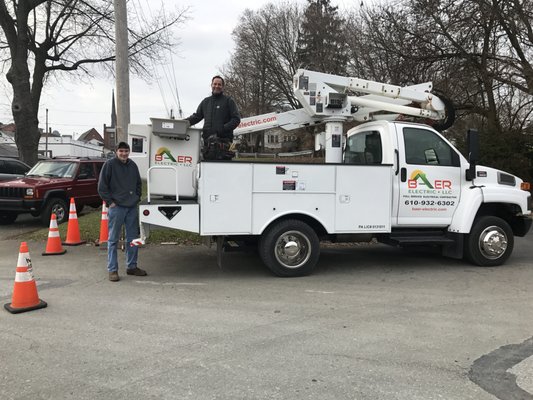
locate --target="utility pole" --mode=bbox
[114,0,130,145]
[45,108,49,156]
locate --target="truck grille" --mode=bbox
[0,187,25,198]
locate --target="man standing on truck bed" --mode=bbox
[185,75,241,160]
[98,142,146,282]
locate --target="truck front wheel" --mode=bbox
[465,216,514,266]
[259,219,320,277]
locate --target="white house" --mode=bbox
[0,129,103,158]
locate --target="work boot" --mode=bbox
[109,271,119,282]
[126,267,147,276]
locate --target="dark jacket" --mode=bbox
[98,157,142,208]
[186,93,241,141]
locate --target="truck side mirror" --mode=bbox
[466,128,479,181]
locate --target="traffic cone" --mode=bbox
[63,198,86,246]
[4,242,47,314]
[42,213,67,256]
[97,201,109,247]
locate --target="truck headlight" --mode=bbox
[25,188,34,197]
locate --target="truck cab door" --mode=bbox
[394,125,462,226]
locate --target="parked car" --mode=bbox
[0,157,30,181]
[0,157,106,225]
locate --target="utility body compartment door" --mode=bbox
[199,162,253,235]
[335,165,391,232]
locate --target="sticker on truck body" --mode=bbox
[283,180,296,191]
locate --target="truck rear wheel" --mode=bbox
[259,219,320,277]
[465,216,514,266]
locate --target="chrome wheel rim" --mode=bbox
[52,204,65,222]
[478,225,508,260]
[274,230,311,269]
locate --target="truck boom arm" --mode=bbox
[234,69,452,136]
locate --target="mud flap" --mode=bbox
[441,232,463,259]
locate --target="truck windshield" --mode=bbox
[344,131,382,164]
[27,161,78,178]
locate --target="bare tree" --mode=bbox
[223,2,302,117]
[483,0,533,95]
[344,0,533,179]
[224,7,273,118]
[0,0,188,165]
[222,2,303,151]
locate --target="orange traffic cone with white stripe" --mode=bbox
[42,213,67,256]
[63,198,86,246]
[4,242,47,314]
[97,201,109,247]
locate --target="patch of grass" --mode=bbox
[20,207,201,245]
[148,227,201,245]
[19,180,201,244]
[21,208,102,242]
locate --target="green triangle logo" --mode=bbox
[411,172,434,189]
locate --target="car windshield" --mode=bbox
[27,161,78,178]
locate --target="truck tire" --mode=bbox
[465,216,514,266]
[259,219,320,277]
[0,211,18,225]
[41,198,68,226]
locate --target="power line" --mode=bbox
[132,0,176,119]
[143,0,183,118]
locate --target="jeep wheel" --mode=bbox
[41,198,68,226]
[0,211,18,225]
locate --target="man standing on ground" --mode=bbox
[185,75,241,158]
[98,141,146,282]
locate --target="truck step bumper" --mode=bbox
[387,235,456,245]
[380,230,464,259]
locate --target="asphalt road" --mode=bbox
[0,213,45,240]
[0,229,532,400]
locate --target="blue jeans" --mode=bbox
[107,205,139,272]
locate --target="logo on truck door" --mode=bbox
[408,169,452,192]
[402,169,458,213]
[154,147,193,165]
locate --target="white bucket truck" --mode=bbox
[128,69,531,276]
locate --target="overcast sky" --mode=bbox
[0,0,357,138]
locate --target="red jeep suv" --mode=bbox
[0,157,106,225]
